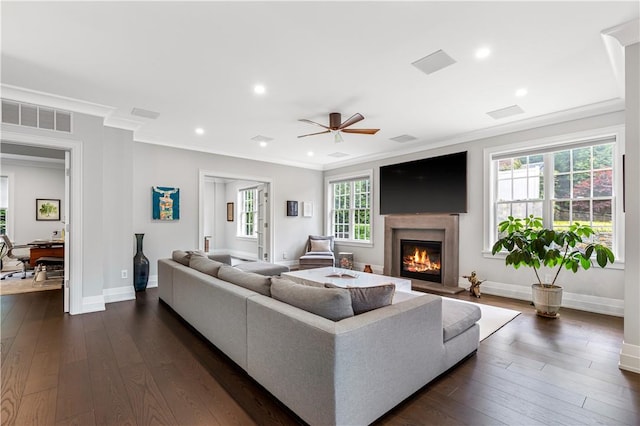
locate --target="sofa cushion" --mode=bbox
[218,264,272,296]
[172,250,191,266]
[325,283,396,314]
[442,299,482,342]
[172,249,207,266]
[271,277,354,321]
[189,256,225,278]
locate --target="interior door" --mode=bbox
[64,151,70,312]
[257,184,270,261]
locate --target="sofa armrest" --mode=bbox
[246,293,445,426]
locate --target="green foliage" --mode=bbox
[39,202,58,217]
[492,215,615,287]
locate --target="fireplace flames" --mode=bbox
[403,247,441,273]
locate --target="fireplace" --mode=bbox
[384,214,464,294]
[400,239,442,283]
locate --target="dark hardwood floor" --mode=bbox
[1,288,638,425]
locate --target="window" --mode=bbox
[0,176,8,235]
[238,187,257,238]
[489,134,620,255]
[327,172,372,243]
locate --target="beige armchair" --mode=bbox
[298,235,335,270]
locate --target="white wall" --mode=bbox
[325,111,626,312]
[132,142,324,275]
[0,160,65,243]
[2,112,135,306]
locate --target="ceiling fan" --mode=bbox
[298,112,379,143]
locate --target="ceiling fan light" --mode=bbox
[333,131,343,143]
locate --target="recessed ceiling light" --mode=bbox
[195,127,205,135]
[515,88,528,97]
[475,47,491,59]
[259,141,267,147]
[307,151,314,157]
[254,84,266,95]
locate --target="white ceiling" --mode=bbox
[1,1,638,170]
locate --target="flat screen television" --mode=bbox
[379,151,467,214]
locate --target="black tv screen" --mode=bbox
[379,151,467,214]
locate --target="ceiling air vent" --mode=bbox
[390,134,417,143]
[412,50,457,75]
[1,100,19,124]
[250,135,274,142]
[1,99,73,132]
[328,152,349,158]
[131,107,160,119]
[487,105,525,119]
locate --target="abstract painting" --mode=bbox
[152,186,180,220]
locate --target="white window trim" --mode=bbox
[483,125,625,265]
[0,173,15,237]
[236,185,258,239]
[325,169,374,247]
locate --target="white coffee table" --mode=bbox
[282,266,412,293]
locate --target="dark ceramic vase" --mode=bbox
[133,233,149,292]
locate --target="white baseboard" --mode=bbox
[103,285,135,304]
[97,276,159,308]
[619,342,640,373]
[81,294,105,313]
[477,280,624,317]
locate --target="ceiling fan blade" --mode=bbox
[298,119,330,130]
[338,113,364,130]
[341,128,380,135]
[297,130,331,138]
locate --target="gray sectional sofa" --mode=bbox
[158,251,480,426]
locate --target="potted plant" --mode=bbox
[491,215,615,318]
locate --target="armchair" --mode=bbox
[298,235,335,270]
[1,235,32,280]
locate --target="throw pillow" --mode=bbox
[271,277,354,321]
[189,256,225,278]
[309,239,331,253]
[172,249,208,266]
[218,265,272,296]
[172,250,190,266]
[325,283,396,314]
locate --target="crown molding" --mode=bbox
[323,98,625,171]
[602,18,640,47]
[0,154,64,169]
[1,84,143,132]
[1,84,114,117]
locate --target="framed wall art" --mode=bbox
[227,202,234,221]
[152,186,180,221]
[36,199,60,221]
[287,200,298,217]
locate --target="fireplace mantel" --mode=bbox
[384,214,464,294]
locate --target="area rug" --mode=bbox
[0,276,63,295]
[445,297,520,341]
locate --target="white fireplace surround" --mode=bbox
[384,214,464,294]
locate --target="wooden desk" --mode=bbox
[28,241,64,266]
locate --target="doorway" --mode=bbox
[1,131,82,314]
[199,170,273,262]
